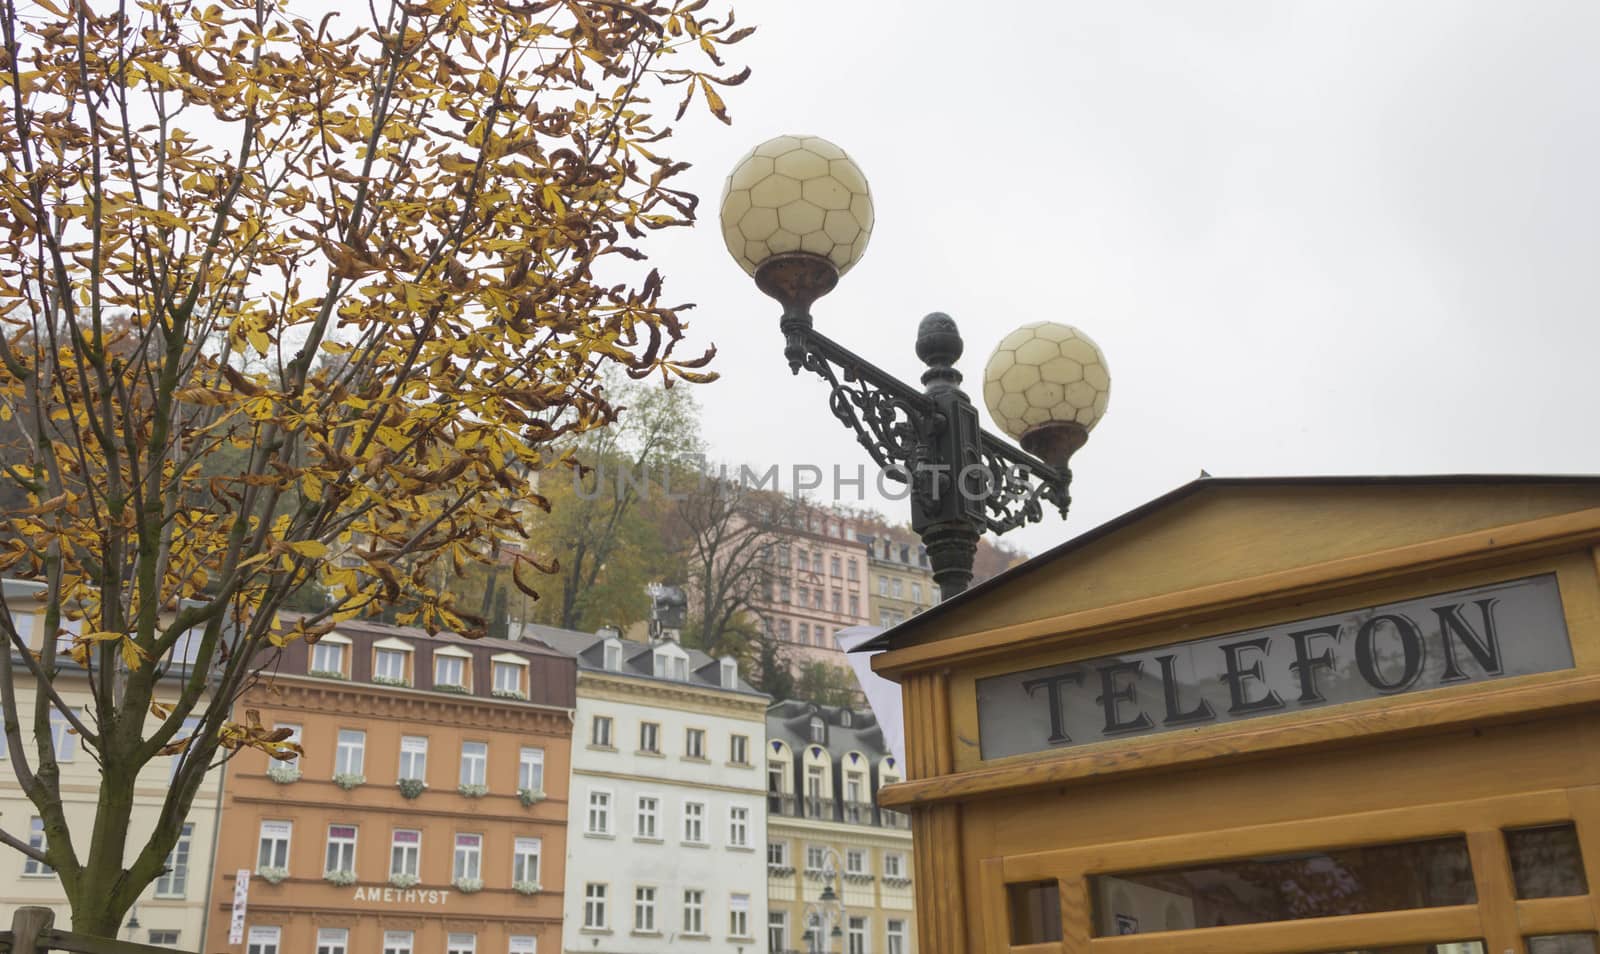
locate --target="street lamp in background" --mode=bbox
[800,849,847,954]
[721,136,1111,599]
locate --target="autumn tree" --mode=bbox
[0,0,747,935]
[520,371,701,632]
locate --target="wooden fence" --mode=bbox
[0,908,195,954]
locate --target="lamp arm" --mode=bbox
[790,327,939,480]
[976,431,1072,533]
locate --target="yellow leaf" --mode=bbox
[286,540,328,558]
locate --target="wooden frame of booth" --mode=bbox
[868,478,1600,954]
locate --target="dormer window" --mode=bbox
[432,647,472,691]
[719,657,737,689]
[653,644,688,681]
[840,710,852,728]
[808,716,826,743]
[603,640,622,671]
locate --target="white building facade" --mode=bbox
[538,630,769,954]
[0,581,225,948]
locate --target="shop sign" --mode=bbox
[976,574,1572,760]
[352,885,452,906]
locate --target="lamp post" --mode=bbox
[800,850,847,954]
[720,135,1111,599]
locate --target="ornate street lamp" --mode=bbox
[721,135,1111,599]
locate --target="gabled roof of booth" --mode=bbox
[857,474,1600,653]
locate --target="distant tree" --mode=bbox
[0,0,750,935]
[521,375,701,632]
[671,472,795,659]
[794,661,860,709]
[751,634,796,701]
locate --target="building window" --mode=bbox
[390,829,420,878]
[588,790,613,835]
[813,589,824,610]
[685,728,706,759]
[845,771,865,820]
[316,928,348,954]
[453,833,482,881]
[634,885,658,933]
[325,824,357,877]
[639,721,660,754]
[683,801,705,843]
[796,585,809,607]
[911,583,922,604]
[729,806,749,848]
[584,883,609,929]
[373,647,408,683]
[519,747,544,793]
[806,844,827,873]
[846,848,866,875]
[884,852,904,878]
[274,723,302,768]
[683,888,704,935]
[831,591,842,613]
[730,734,749,765]
[891,578,903,598]
[154,823,193,897]
[798,622,810,644]
[460,741,488,787]
[508,936,537,954]
[334,729,365,777]
[446,934,475,954]
[808,716,826,743]
[592,715,613,748]
[23,816,51,875]
[768,841,789,866]
[830,555,842,576]
[879,609,893,628]
[399,735,427,782]
[840,710,853,728]
[848,916,867,954]
[849,594,859,616]
[256,820,291,872]
[886,919,907,954]
[310,641,344,675]
[603,641,622,671]
[778,619,791,640]
[491,661,524,695]
[768,761,785,794]
[721,657,738,688]
[806,764,825,816]
[847,559,858,581]
[878,575,888,596]
[779,581,791,603]
[148,930,181,947]
[729,894,751,938]
[246,927,280,954]
[636,796,659,839]
[435,653,466,688]
[49,709,77,761]
[768,911,788,953]
[381,931,413,954]
[513,837,541,884]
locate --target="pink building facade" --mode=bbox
[756,504,871,668]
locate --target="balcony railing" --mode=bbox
[768,792,796,816]
[879,808,910,829]
[842,800,872,825]
[804,796,834,820]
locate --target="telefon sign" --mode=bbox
[976,575,1573,761]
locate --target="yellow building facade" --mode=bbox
[867,476,1600,954]
[767,701,916,954]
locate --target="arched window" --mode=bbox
[808,716,826,743]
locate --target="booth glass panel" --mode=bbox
[1006,880,1062,945]
[1089,836,1475,935]
[1507,823,1589,898]
[1527,936,1599,954]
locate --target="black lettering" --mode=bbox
[1095,661,1155,734]
[1021,671,1086,744]
[1356,613,1425,692]
[1288,625,1342,704]
[1155,654,1216,726]
[1219,637,1285,714]
[1436,598,1503,681]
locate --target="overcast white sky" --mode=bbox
[646,1,1600,557]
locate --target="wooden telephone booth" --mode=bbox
[867,476,1600,954]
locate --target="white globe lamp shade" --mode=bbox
[720,135,874,286]
[983,322,1111,466]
